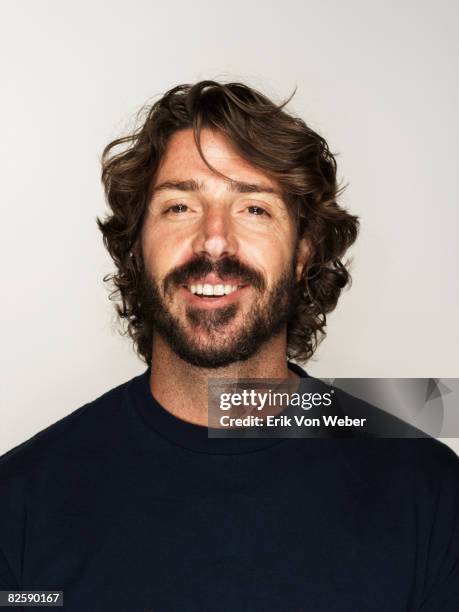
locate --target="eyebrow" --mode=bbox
[152,178,278,196]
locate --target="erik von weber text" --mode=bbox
[219,415,367,428]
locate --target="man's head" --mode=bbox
[98,81,359,367]
[137,128,302,367]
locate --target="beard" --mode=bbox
[137,253,298,369]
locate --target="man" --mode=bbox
[1,81,458,610]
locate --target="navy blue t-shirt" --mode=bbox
[0,362,458,611]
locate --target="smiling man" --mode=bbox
[145,138,299,368]
[0,81,458,611]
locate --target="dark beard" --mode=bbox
[137,255,298,369]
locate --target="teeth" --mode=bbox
[189,283,239,296]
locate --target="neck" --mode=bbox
[148,331,299,426]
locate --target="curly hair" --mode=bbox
[97,80,359,365]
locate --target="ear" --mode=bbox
[295,237,310,282]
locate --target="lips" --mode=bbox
[187,283,242,297]
[178,284,249,308]
[164,254,265,302]
[181,272,247,298]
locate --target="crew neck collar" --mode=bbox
[127,361,309,455]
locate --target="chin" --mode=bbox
[176,347,253,369]
[169,326,260,369]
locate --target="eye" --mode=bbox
[247,205,269,216]
[165,203,189,214]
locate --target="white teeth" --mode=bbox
[189,283,240,296]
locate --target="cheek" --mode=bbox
[141,225,190,278]
[241,232,293,282]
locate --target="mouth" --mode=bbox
[187,282,244,297]
[179,280,249,308]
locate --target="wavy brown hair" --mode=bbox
[97,80,359,365]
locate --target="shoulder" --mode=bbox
[351,435,459,475]
[0,372,142,483]
[305,377,459,490]
[399,437,459,494]
[331,434,459,504]
[0,371,145,588]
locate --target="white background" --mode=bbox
[1,0,458,455]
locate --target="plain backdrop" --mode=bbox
[1,0,458,455]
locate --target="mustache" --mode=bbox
[163,255,266,293]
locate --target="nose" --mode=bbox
[191,206,237,259]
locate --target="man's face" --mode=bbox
[140,128,307,368]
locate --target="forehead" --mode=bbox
[153,128,279,190]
